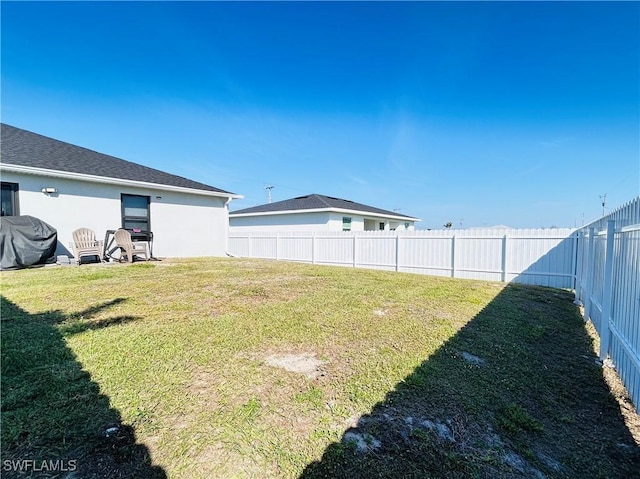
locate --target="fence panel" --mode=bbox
[455,236,503,282]
[250,236,278,260]
[229,236,249,257]
[575,197,640,412]
[229,228,576,287]
[398,235,453,277]
[279,236,313,262]
[610,224,640,410]
[507,233,576,288]
[315,236,354,266]
[356,235,397,270]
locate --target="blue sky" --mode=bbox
[2,1,638,229]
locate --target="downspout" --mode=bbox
[225,197,238,257]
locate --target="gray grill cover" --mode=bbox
[0,216,57,269]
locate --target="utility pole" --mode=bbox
[264,185,275,204]
[599,193,607,217]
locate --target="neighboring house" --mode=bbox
[229,193,419,232]
[0,123,241,258]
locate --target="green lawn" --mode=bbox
[1,258,638,478]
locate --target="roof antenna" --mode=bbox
[265,185,275,204]
[599,193,607,216]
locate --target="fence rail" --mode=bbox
[229,228,577,289]
[575,197,640,412]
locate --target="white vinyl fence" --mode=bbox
[575,197,640,412]
[229,228,577,288]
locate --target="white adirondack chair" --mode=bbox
[71,228,103,265]
[114,229,149,263]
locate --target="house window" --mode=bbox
[342,217,352,231]
[1,182,19,216]
[121,194,150,231]
[405,222,410,229]
[379,222,385,230]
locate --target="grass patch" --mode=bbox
[1,258,638,478]
[497,403,544,434]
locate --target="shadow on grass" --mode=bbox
[1,296,166,479]
[300,284,639,479]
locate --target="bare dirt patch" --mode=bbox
[193,444,274,479]
[188,370,218,393]
[264,353,326,379]
[185,368,221,411]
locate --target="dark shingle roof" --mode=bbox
[0,123,235,195]
[231,194,418,220]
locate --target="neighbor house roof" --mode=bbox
[0,123,239,198]
[230,194,419,221]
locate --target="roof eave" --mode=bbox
[1,164,243,200]
[230,207,419,222]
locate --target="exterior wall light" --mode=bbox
[41,187,58,194]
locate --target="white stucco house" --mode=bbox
[0,123,241,258]
[229,194,420,232]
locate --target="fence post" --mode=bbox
[599,220,616,360]
[451,234,457,278]
[353,234,357,268]
[501,234,508,282]
[573,231,584,304]
[312,235,316,264]
[583,227,595,322]
[275,234,280,260]
[395,234,400,272]
[248,236,252,258]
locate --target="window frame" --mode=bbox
[1,182,20,216]
[121,194,151,231]
[342,216,352,232]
